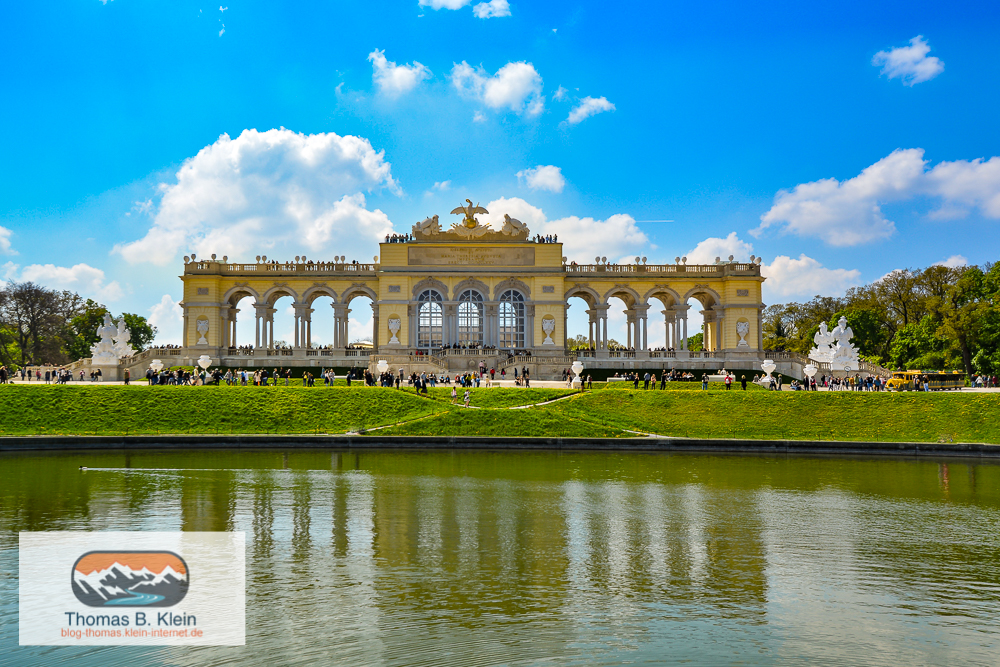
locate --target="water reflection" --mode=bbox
[1,450,999,666]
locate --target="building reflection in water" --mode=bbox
[2,451,1000,666]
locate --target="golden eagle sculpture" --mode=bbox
[450,199,489,229]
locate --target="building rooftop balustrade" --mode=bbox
[564,262,760,276]
[184,261,378,276]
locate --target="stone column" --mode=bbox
[332,303,349,348]
[254,303,268,348]
[634,304,649,352]
[525,304,535,348]
[757,306,764,352]
[371,302,379,352]
[714,305,725,352]
[407,303,417,348]
[443,303,457,347]
[267,308,276,348]
[594,305,609,357]
[681,307,689,351]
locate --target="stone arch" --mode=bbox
[493,277,531,300]
[412,277,449,300]
[302,284,339,305]
[263,284,299,306]
[224,284,260,307]
[452,277,490,300]
[564,284,602,308]
[643,285,682,309]
[341,283,378,305]
[603,284,641,308]
[683,286,721,308]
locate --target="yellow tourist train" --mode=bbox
[886,370,966,391]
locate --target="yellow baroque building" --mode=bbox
[132,212,767,379]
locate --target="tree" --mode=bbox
[687,332,703,352]
[65,300,108,361]
[830,307,889,362]
[0,282,70,366]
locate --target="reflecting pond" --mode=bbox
[2,449,1000,666]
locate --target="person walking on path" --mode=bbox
[124,369,130,386]
[463,389,471,408]
[451,386,458,404]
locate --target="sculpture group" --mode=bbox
[809,316,860,371]
[411,199,530,241]
[90,314,135,364]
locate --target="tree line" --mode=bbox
[763,261,1000,375]
[0,281,156,368]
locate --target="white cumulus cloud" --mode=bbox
[148,294,184,344]
[873,35,944,86]
[685,232,754,265]
[15,263,124,302]
[478,197,649,262]
[755,148,1000,246]
[451,61,544,116]
[517,165,565,193]
[368,49,432,97]
[473,0,510,18]
[566,96,615,124]
[934,255,968,268]
[761,255,862,299]
[113,128,398,266]
[0,226,15,255]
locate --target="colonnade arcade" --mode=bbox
[220,284,378,350]
[565,284,738,354]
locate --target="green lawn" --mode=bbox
[0,386,446,436]
[0,384,997,444]
[599,380,766,391]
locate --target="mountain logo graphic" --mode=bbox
[71,551,189,607]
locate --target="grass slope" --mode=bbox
[0,386,446,435]
[547,391,1000,443]
[373,402,628,438]
[600,381,766,391]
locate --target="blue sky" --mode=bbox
[2,0,999,345]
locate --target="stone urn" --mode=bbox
[377,359,389,374]
[761,359,776,382]
[149,359,164,373]
[197,355,212,371]
[571,360,584,387]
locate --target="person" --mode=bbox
[701,373,708,390]
[740,374,747,390]
[464,389,471,408]
[451,386,458,404]
[643,372,650,390]
[633,374,640,389]
[660,374,666,390]
[124,369,130,386]
[44,369,50,384]
[587,374,593,389]
[725,374,732,390]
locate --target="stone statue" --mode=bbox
[412,214,441,236]
[451,199,488,229]
[112,318,136,358]
[830,316,859,370]
[90,314,134,363]
[387,317,401,345]
[542,318,555,345]
[808,316,859,370]
[196,319,210,345]
[736,320,750,347]
[501,214,528,236]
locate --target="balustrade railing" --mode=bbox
[188,261,378,275]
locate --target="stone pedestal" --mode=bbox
[91,364,121,382]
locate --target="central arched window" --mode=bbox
[498,289,525,349]
[457,289,484,347]
[417,289,443,349]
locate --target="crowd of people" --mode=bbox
[385,233,413,243]
[534,234,558,243]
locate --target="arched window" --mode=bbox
[498,289,525,349]
[457,289,484,347]
[417,289,443,349]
